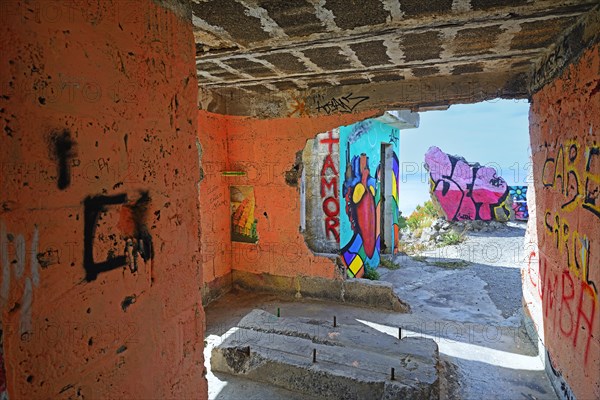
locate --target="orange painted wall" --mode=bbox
[0,1,207,398]
[527,45,600,400]
[198,110,379,283]
[198,112,232,286]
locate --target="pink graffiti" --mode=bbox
[425,146,510,221]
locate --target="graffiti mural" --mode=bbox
[302,118,404,276]
[230,186,258,243]
[425,146,511,221]
[301,130,341,253]
[320,131,341,243]
[509,186,529,220]
[341,153,381,277]
[525,139,600,399]
[339,120,401,278]
[391,153,401,251]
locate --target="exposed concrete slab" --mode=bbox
[237,310,438,363]
[231,270,410,312]
[204,289,556,400]
[212,309,440,400]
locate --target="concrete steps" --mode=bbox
[211,310,441,399]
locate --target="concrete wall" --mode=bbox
[526,44,599,400]
[197,110,379,289]
[198,112,232,303]
[302,130,341,254]
[339,120,401,277]
[0,1,206,398]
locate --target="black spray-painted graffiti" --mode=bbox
[548,351,576,400]
[50,129,76,190]
[315,93,369,115]
[83,191,153,282]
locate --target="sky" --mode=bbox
[398,98,531,216]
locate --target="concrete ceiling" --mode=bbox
[190,0,600,117]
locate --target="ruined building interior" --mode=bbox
[0,0,599,399]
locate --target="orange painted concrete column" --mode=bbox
[1,1,207,398]
[527,45,600,400]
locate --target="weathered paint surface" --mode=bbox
[198,112,231,291]
[198,110,379,284]
[0,1,206,398]
[425,146,511,221]
[339,120,401,278]
[526,45,600,400]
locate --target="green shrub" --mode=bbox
[380,258,400,270]
[406,200,438,231]
[431,260,470,268]
[398,213,408,229]
[440,231,465,246]
[363,266,380,280]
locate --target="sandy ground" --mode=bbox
[204,221,558,399]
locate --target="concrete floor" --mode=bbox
[204,222,558,399]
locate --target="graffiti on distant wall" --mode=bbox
[230,186,258,243]
[391,153,401,250]
[509,186,528,220]
[425,146,511,221]
[320,131,340,242]
[341,152,381,278]
[339,120,401,278]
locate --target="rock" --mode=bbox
[432,218,444,231]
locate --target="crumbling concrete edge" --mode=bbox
[231,270,410,313]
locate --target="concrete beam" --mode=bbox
[530,6,600,93]
[199,69,529,118]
